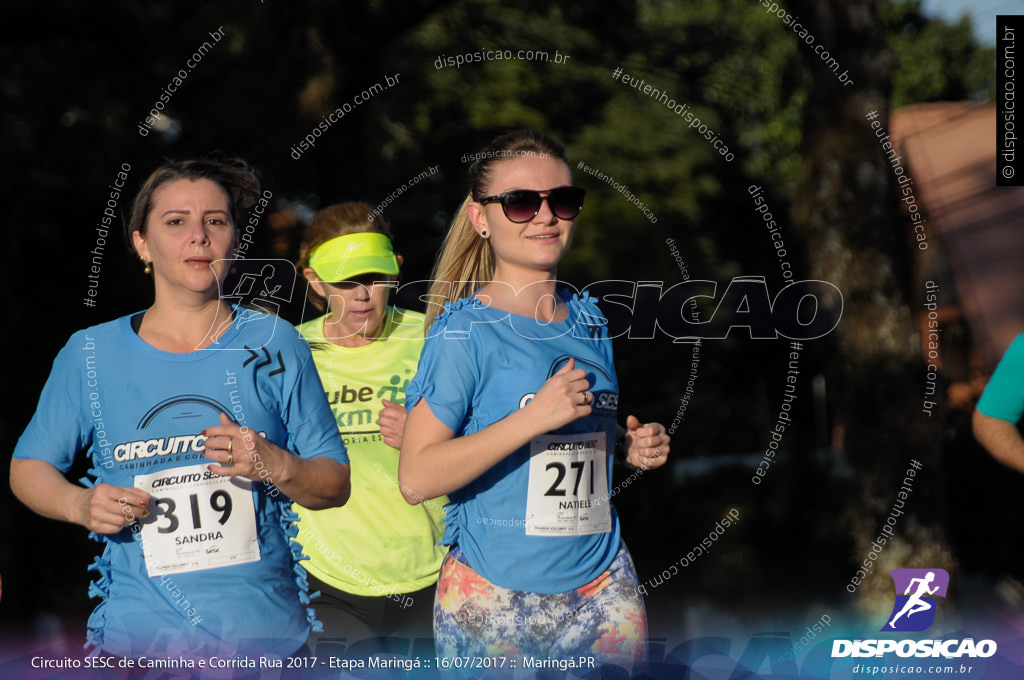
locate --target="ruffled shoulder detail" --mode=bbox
[562,289,609,336]
[428,297,487,339]
[435,296,483,323]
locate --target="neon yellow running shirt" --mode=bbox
[294,307,447,596]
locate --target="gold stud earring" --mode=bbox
[143,260,151,274]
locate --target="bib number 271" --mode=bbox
[544,460,596,497]
[525,432,611,537]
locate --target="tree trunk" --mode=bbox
[787,0,953,623]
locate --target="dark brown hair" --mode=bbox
[126,157,261,247]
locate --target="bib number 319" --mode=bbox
[135,463,261,577]
[525,432,611,536]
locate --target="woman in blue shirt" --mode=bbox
[10,158,350,662]
[400,130,670,675]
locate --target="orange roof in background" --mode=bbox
[892,101,1024,365]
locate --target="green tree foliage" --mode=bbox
[883,0,996,106]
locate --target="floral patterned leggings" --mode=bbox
[433,542,647,677]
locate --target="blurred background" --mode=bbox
[1,0,1021,676]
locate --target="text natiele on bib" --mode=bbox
[134,462,261,577]
[525,432,611,536]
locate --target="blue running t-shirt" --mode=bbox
[406,290,621,594]
[13,306,348,660]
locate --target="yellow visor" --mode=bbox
[308,232,399,281]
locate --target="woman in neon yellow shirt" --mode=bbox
[293,202,446,656]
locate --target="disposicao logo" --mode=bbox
[832,568,997,659]
[881,568,948,632]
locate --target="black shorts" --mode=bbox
[304,571,436,660]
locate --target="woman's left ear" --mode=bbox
[466,201,488,236]
[396,254,404,269]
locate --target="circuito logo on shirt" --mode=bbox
[114,395,231,463]
[881,568,948,632]
[831,568,997,660]
[518,355,618,412]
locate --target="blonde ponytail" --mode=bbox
[424,194,494,330]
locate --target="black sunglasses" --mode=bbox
[325,273,392,288]
[476,187,586,223]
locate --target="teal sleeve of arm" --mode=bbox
[978,334,1024,423]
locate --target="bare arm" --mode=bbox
[10,458,150,534]
[399,359,593,504]
[202,413,350,510]
[972,408,1024,473]
[269,456,350,510]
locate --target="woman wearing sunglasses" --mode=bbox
[400,129,670,674]
[292,203,447,654]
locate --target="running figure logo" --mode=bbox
[881,568,949,632]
